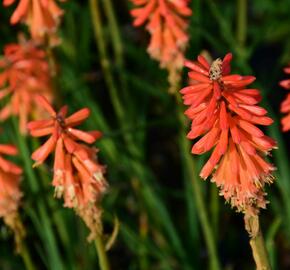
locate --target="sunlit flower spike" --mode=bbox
[28,95,107,240]
[180,53,276,215]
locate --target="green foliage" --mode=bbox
[0,0,290,269]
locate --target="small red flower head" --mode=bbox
[180,53,276,215]
[28,95,107,240]
[280,65,290,131]
[0,39,53,134]
[131,0,192,87]
[3,0,64,45]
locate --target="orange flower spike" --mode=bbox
[28,95,107,240]
[0,41,53,134]
[0,143,23,219]
[3,0,64,44]
[280,64,290,131]
[131,0,192,71]
[181,53,276,215]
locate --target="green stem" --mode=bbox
[102,0,129,101]
[46,46,62,107]
[206,0,244,56]
[38,167,70,248]
[89,0,140,159]
[210,184,219,242]
[130,160,191,269]
[191,0,202,52]
[12,119,63,270]
[89,0,124,123]
[101,0,124,72]
[175,94,221,270]
[20,242,37,270]
[95,234,111,270]
[12,125,38,193]
[245,215,272,270]
[266,217,281,268]
[236,0,247,48]
[250,233,272,270]
[131,181,149,270]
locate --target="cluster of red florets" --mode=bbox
[181,53,276,214]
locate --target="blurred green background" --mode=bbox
[1,0,290,269]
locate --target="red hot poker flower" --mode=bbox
[131,0,192,86]
[28,95,107,240]
[0,144,22,218]
[280,65,290,132]
[0,40,53,134]
[3,0,64,45]
[0,144,25,252]
[180,53,276,215]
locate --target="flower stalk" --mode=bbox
[19,242,37,270]
[89,0,124,123]
[95,233,111,270]
[89,0,140,159]
[101,0,124,75]
[244,215,272,270]
[236,0,247,48]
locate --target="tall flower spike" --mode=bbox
[180,53,276,215]
[3,0,65,45]
[131,0,192,89]
[0,38,53,134]
[280,64,290,132]
[0,144,25,252]
[28,95,107,241]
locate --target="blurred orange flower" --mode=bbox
[0,143,25,252]
[3,0,64,44]
[0,144,22,218]
[131,0,192,87]
[28,95,107,240]
[180,53,276,215]
[0,39,53,134]
[280,65,290,132]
